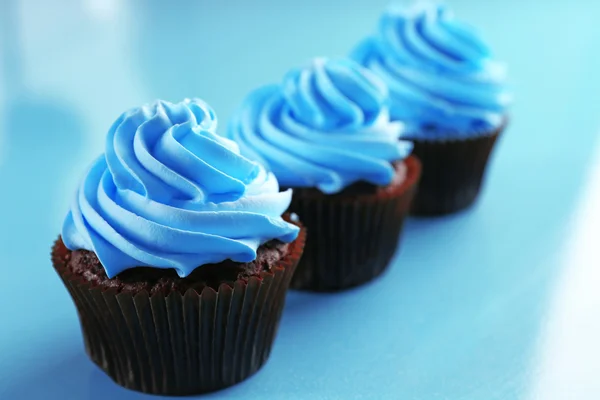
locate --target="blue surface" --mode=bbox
[1,1,600,399]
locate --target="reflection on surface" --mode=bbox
[526,138,600,400]
[83,0,121,21]
[0,0,20,168]
[0,0,86,264]
[12,0,146,154]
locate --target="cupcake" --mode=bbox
[352,3,511,215]
[228,58,420,291]
[52,99,305,395]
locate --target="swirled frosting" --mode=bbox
[62,99,299,278]
[352,3,511,139]
[227,58,413,194]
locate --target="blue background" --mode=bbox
[1,0,600,399]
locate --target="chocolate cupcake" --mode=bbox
[53,99,305,395]
[352,3,512,215]
[228,58,420,291]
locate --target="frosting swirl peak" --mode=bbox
[228,58,413,194]
[352,3,511,138]
[62,99,299,278]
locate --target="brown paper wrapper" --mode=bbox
[51,227,305,396]
[288,156,421,292]
[409,122,506,216]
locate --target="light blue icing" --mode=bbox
[62,99,299,278]
[352,3,511,139]
[227,58,413,194]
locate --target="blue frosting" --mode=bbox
[227,58,413,194]
[62,99,299,278]
[352,3,511,139]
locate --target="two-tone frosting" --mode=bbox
[352,3,511,139]
[227,58,413,194]
[62,99,299,278]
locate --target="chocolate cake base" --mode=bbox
[65,239,291,294]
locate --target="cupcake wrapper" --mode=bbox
[409,123,505,216]
[288,156,421,292]
[51,228,305,396]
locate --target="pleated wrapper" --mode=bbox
[288,156,421,292]
[409,121,506,216]
[51,226,305,396]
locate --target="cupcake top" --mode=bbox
[62,99,299,278]
[227,57,413,194]
[352,3,511,139]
